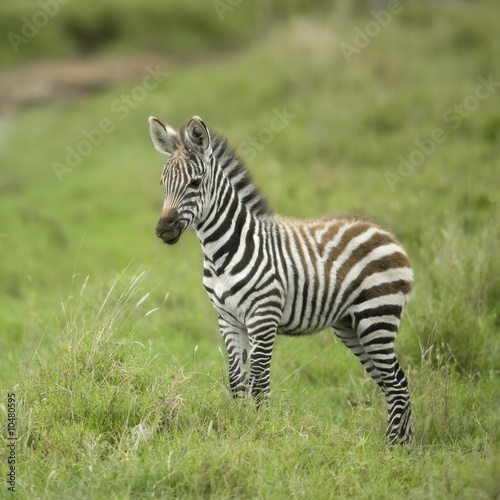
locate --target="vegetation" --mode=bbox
[0,0,321,66]
[1,1,499,498]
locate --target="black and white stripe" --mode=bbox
[149,116,414,444]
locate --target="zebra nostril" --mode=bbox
[156,214,180,239]
[155,223,165,238]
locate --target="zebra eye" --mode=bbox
[188,178,201,189]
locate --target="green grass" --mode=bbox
[3,272,499,498]
[1,1,500,498]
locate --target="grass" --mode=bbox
[3,272,499,498]
[1,0,500,498]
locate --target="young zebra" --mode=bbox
[148,115,414,444]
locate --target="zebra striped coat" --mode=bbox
[148,115,414,444]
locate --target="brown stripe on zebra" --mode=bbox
[317,220,345,255]
[333,230,402,293]
[351,280,412,307]
[322,221,373,281]
[336,276,412,323]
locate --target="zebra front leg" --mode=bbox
[219,316,250,397]
[247,317,278,407]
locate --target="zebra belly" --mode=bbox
[277,288,335,336]
[277,305,333,336]
[276,323,329,336]
[277,257,336,335]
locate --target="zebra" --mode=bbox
[148,115,414,444]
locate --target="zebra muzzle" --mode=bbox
[156,212,182,245]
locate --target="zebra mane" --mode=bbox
[179,122,272,218]
[209,130,273,218]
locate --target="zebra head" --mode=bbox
[148,116,211,245]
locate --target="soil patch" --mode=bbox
[0,52,227,117]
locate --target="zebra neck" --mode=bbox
[194,164,264,271]
[208,132,272,219]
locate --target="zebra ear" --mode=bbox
[148,117,178,155]
[186,116,211,153]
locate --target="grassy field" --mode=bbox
[1,1,500,498]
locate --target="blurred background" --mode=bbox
[1,1,500,496]
[1,0,499,394]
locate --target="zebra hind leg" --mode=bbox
[334,324,409,442]
[334,324,386,394]
[352,312,414,445]
[384,359,414,445]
